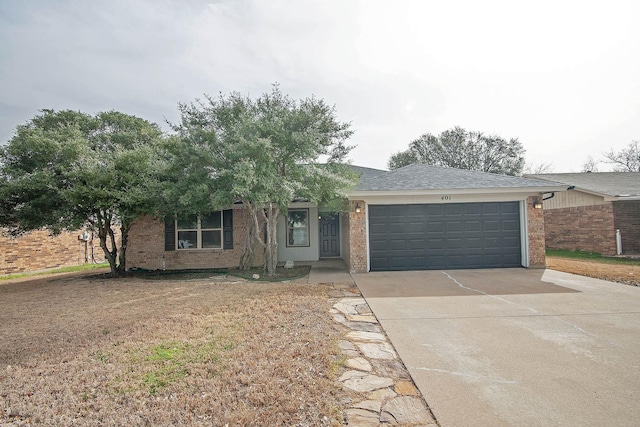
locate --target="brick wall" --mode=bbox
[127,209,263,270]
[0,229,103,275]
[526,196,547,268]
[347,200,368,273]
[613,200,640,254]
[340,211,351,268]
[543,202,616,255]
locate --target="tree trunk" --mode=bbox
[96,211,119,277]
[117,222,131,275]
[239,206,256,270]
[263,204,280,276]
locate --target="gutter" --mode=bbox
[348,185,568,198]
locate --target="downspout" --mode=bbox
[542,185,574,202]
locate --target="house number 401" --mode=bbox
[441,195,452,201]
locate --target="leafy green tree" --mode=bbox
[388,126,525,175]
[0,109,166,276]
[171,85,355,275]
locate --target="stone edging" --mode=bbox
[328,283,438,426]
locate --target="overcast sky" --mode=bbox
[1,0,638,172]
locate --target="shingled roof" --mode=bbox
[354,164,565,192]
[527,172,640,198]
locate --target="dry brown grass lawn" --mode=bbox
[0,272,352,426]
[547,256,640,287]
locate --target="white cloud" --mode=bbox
[0,0,638,171]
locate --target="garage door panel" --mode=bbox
[390,257,410,269]
[408,222,425,233]
[389,239,407,250]
[446,204,464,216]
[467,239,482,250]
[465,221,482,232]
[408,256,427,268]
[484,220,500,232]
[501,203,519,214]
[482,203,500,214]
[447,238,464,249]
[427,238,446,250]
[389,222,407,234]
[369,223,388,234]
[502,220,519,232]
[388,205,407,217]
[408,239,426,249]
[369,202,521,271]
[427,222,444,232]
[407,205,426,217]
[426,205,445,216]
[464,204,482,215]
[446,222,463,232]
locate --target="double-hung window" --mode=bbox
[286,209,309,247]
[177,211,222,249]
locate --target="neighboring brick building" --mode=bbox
[0,229,105,275]
[128,165,565,273]
[1,226,124,276]
[528,172,640,255]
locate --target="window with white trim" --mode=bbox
[176,211,222,249]
[286,209,309,247]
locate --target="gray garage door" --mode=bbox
[369,202,521,271]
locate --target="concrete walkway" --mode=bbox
[354,268,640,427]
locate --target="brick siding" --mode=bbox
[613,200,640,254]
[526,196,547,268]
[0,229,110,275]
[543,202,616,255]
[127,209,263,270]
[346,200,368,273]
[340,211,351,268]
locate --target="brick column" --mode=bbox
[347,200,368,273]
[527,196,546,268]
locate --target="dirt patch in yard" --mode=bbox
[547,256,640,287]
[0,273,355,426]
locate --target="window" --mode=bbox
[177,211,222,249]
[287,209,309,247]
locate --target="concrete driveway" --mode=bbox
[353,269,640,427]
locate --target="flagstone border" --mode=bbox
[327,283,438,426]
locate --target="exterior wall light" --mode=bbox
[355,203,362,213]
[533,200,543,209]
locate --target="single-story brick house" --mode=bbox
[127,164,567,273]
[527,172,640,255]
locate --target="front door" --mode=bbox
[319,213,340,258]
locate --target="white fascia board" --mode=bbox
[348,188,566,205]
[569,187,640,202]
[348,186,567,199]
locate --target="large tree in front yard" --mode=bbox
[172,85,355,275]
[388,126,526,175]
[0,109,166,276]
